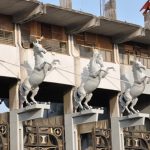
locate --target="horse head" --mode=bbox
[88,52,104,77]
[132,59,146,72]
[132,59,147,84]
[33,40,47,54]
[96,53,104,68]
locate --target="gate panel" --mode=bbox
[23,116,64,150]
[0,113,9,150]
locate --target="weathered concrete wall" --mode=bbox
[0,44,20,78]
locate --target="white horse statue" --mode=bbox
[20,40,59,106]
[73,52,115,111]
[119,59,150,114]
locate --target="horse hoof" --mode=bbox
[129,112,133,115]
[25,103,31,107]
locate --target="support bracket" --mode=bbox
[113,27,145,44]
[67,17,100,34]
[111,113,150,150]
[13,3,46,24]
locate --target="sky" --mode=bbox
[39,0,147,26]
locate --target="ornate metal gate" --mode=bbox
[93,128,150,150]
[0,124,9,150]
[124,131,150,150]
[93,128,111,150]
[24,125,64,150]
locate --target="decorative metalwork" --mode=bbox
[93,128,111,150]
[24,125,64,150]
[124,131,150,150]
[0,124,9,150]
[93,128,150,150]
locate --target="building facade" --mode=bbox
[0,0,149,150]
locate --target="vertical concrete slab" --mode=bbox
[64,88,73,114]
[9,81,19,110]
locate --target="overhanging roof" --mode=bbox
[35,4,94,27]
[0,0,40,15]
[34,4,150,45]
[0,0,149,45]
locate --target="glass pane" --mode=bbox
[123,54,128,65]
[139,57,144,64]
[143,58,148,68]
[148,59,150,68]
[100,50,106,61]
[119,54,123,64]
[106,51,112,62]
[129,55,134,64]
[79,45,93,58]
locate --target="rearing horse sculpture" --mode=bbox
[73,52,115,111]
[119,59,150,114]
[20,41,59,106]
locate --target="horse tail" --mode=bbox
[73,87,81,110]
[19,81,28,97]
[19,82,23,96]
[118,92,126,113]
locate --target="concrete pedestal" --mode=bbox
[9,104,50,150]
[111,113,150,150]
[65,109,104,150]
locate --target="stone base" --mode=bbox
[119,113,150,128]
[72,108,104,117]
[17,104,50,114]
[120,113,150,121]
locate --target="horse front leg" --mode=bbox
[120,94,132,114]
[22,89,31,107]
[130,98,139,114]
[20,82,31,107]
[30,87,39,105]
[73,88,85,111]
[84,93,93,109]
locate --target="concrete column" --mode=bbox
[104,0,116,20]
[111,117,125,150]
[64,88,74,114]
[109,93,120,117]
[144,12,150,29]
[74,57,81,87]
[9,81,19,110]
[60,0,72,9]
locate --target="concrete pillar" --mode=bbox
[64,88,74,114]
[74,57,81,87]
[109,93,120,117]
[104,0,116,20]
[111,117,125,150]
[9,81,19,110]
[60,0,72,9]
[144,12,150,29]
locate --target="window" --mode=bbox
[41,23,68,54]
[75,33,113,62]
[0,15,14,45]
[79,45,93,58]
[119,44,150,68]
[41,39,68,54]
[20,22,68,54]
